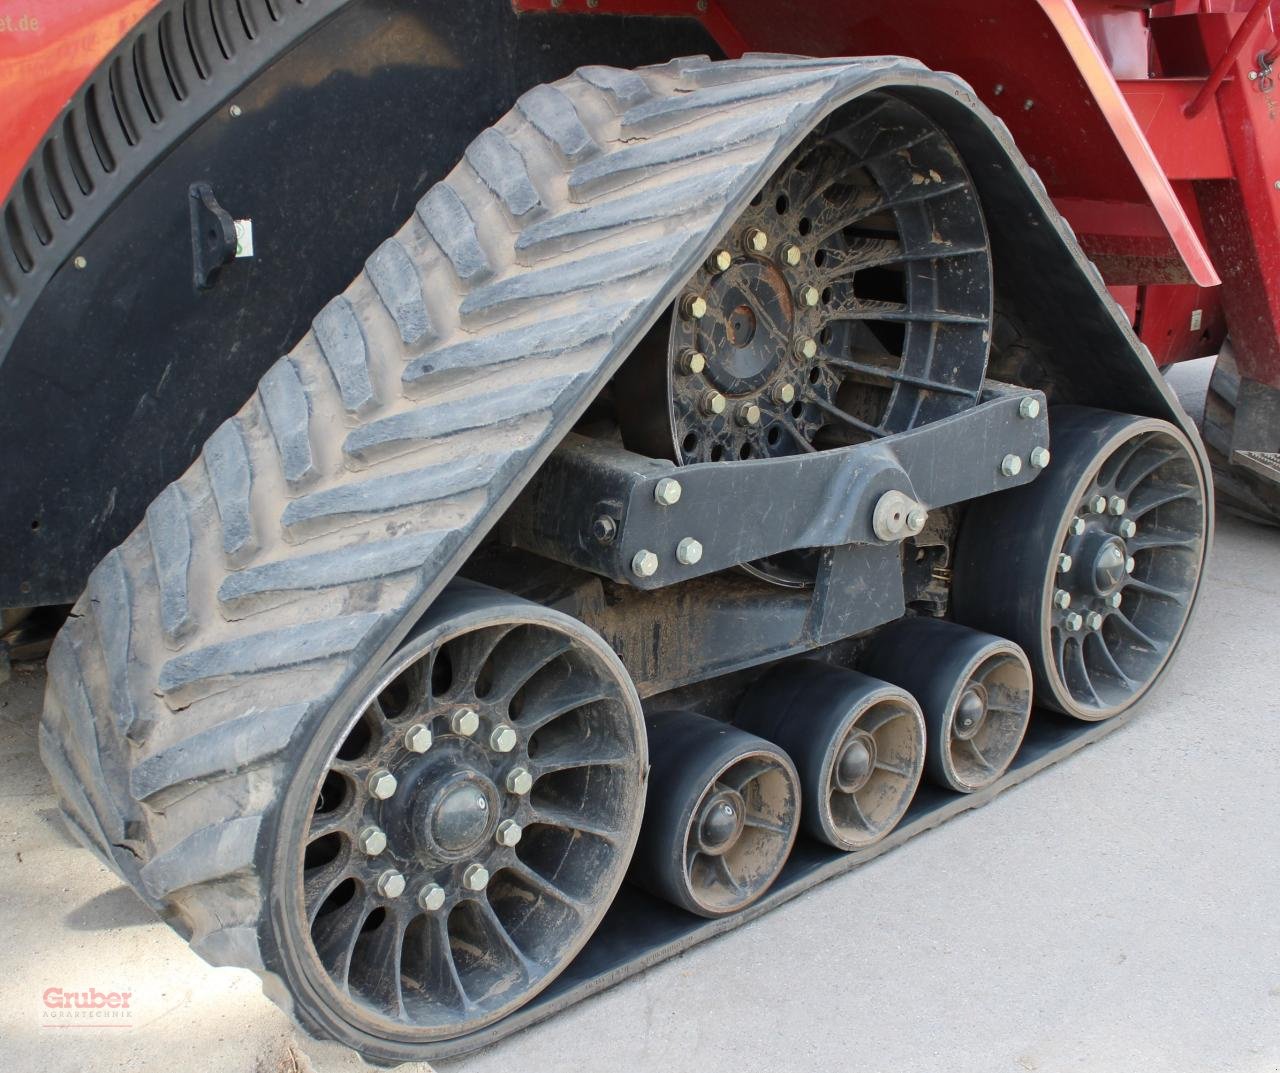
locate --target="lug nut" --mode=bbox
[357,825,387,856]
[1001,454,1023,477]
[1088,495,1107,514]
[1018,396,1042,420]
[1064,611,1084,631]
[418,883,446,912]
[1108,495,1127,516]
[774,382,796,405]
[678,347,706,375]
[706,249,732,273]
[906,507,928,534]
[1057,553,1073,573]
[736,402,761,426]
[676,537,704,565]
[1119,518,1137,539]
[798,284,820,307]
[496,819,523,848]
[1069,517,1087,537]
[1029,446,1051,469]
[743,227,769,253]
[450,708,479,737]
[701,390,727,416]
[1085,611,1104,631]
[680,294,708,320]
[367,769,397,800]
[654,476,683,506]
[1125,555,1136,574]
[505,766,533,795]
[780,243,802,267]
[404,723,433,754]
[376,869,406,899]
[794,336,818,360]
[489,724,518,753]
[462,863,490,892]
[632,549,659,578]
[1106,592,1123,609]
[1053,589,1072,610]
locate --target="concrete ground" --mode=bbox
[1,461,1277,1068]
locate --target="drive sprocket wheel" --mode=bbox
[274,585,646,1046]
[617,92,992,584]
[953,407,1208,721]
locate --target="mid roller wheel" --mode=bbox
[953,406,1208,721]
[736,660,926,851]
[631,710,800,917]
[272,585,647,1046]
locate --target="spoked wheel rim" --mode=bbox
[823,688,925,849]
[1043,421,1207,720]
[618,92,992,586]
[277,588,646,1044]
[940,646,1032,793]
[684,751,798,916]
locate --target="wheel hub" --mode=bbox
[695,787,746,856]
[952,685,988,740]
[834,731,877,792]
[702,260,793,388]
[416,768,498,859]
[1088,535,1128,596]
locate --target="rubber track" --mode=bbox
[38,52,1158,1052]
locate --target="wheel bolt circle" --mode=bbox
[1064,611,1084,631]
[1089,495,1107,514]
[780,243,802,267]
[680,294,708,320]
[1106,591,1123,609]
[490,724,518,753]
[357,825,387,856]
[737,402,761,426]
[376,869,406,898]
[775,382,796,405]
[701,390,727,416]
[505,766,533,795]
[1108,495,1127,516]
[367,769,397,800]
[706,249,732,273]
[462,863,490,891]
[496,819,523,848]
[418,883,446,912]
[404,723,433,754]
[1085,611,1104,631]
[1053,589,1072,610]
[794,337,818,360]
[678,348,706,375]
[1057,553,1073,573]
[1069,517,1087,536]
[1119,518,1137,539]
[798,284,820,307]
[450,708,479,737]
[743,227,768,253]
[1126,555,1136,574]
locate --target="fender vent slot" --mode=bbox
[158,12,189,101]
[4,204,33,272]
[108,58,141,147]
[84,84,118,172]
[41,142,73,220]
[61,113,94,196]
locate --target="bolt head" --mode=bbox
[1057,553,1073,573]
[654,477,683,506]
[679,348,706,375]
[489,724,518,753]
[73,255,88,270]
[794,336,818,360]
[701,390,727,416]
[681,294,708,320]
[462,863,490,891]
[1106,592,1123,609]
[1069,517,1087,537]
[1085,611,1104,631]
[229,104,243,117]
[591,515,617,544]
[737,402,761,426]
[1089,495,1107,514]
[1018,396,1042,420]
[632,549,659,578]
[376,869,406,899]
[505,766,533,795]
[676,537,704,566]
[418,883,446,912]
[798,284,820,307]
[1125,555,1136,574]
[1108,495,1127,516]
[357,825,387,856]
[743,227,768,253]
[1119,518,1137,539]
[1064,611,1084,631]
[780,243,802,267]
[367,769,398,800]
[1250,70,1259,80]
[1053,589,1072,610]
[496,819,523,848]
[906,507,928,534]
[450,708,479,737]
[404,723,433,754]
[774,382,797,405]
[1029,446,1051,469]
[1001,453,1023,477]
[707,249,732,273]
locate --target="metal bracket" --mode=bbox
[189,182,238,290]
[503,382,1049,589]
